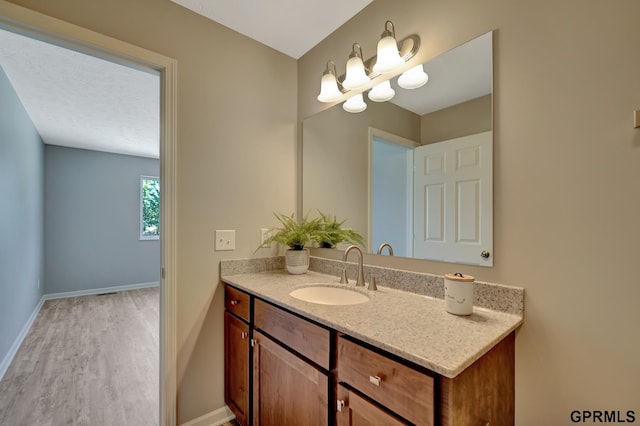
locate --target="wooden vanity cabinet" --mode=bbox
[337,333,515,426]
[253,298,331,426]
[338,336,434,425]
[224,283,515,426]
[224,286,252,425]
[252,330,329,426]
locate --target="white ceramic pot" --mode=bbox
[285,249,309,274]
[444,273,475,315]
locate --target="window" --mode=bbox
[140,176,160,240]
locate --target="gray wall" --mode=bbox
[44,145,160,294]
[0,65,44,362]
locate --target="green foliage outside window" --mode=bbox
[142,177,160,238]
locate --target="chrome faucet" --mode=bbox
[377,243,394,256]
[340,245,365,287]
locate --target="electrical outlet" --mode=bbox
[215,230,236,251]
[260,228,270,245]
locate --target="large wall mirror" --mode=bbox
[302,31,493,266]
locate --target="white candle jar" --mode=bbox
[444,273,476,315]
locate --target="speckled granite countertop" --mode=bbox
[221,268,523,378]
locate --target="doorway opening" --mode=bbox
[0,3,177,423]
[368,127,418,257]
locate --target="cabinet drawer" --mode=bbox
[254,299,330,370]
[225,285,250,322]
[337,336,434,426]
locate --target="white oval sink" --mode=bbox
[289,285,369,305]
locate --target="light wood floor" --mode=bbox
[0,287,159,426]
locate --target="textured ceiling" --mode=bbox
[0,28,160,159]
[170,0,373,59]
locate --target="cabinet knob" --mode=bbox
[480,250,490,259]
[336,400,345,412]
[369,375,382,386]
[241,332,248,339]
[230,300,239,306]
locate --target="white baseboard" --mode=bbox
[179,406,235,426]
[0,281,161,382]
[0,295,45,382]
[44,281,160,300]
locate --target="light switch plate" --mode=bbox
[260,228,270,245]
[215,230,236,251]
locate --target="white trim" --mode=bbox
[0,295,45,382]
[44,281,160,300]
[0,3,178,424]
[179,406,235,426]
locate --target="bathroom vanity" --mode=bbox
[221,258,523,426]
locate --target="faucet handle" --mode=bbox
[340,268,349,284]
[368,274,378,291]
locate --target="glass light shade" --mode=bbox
[368,80,395,102]
[372,35,405,74]
[317,72,343,102]
[398,64,429,89]
[343,93,367,113]
[342,56,370,90]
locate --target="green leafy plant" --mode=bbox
[315,211,365,248]
[261,212,321,251]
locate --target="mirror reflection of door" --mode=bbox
[413,131,493,265]
[369,129,418,257]
[370,129,492,265]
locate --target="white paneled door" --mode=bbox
[413,131,493,266]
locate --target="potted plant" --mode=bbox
[261,212,321,274]
[315,211,365,249]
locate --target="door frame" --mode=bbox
[0,2,178,424]
[367,127,418,255]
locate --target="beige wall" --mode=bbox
[299,0,640,423]
[5,0,297,423]
[421,94,492,145]
[303,100,419,244]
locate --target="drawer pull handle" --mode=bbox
[369,375,382,386]
[241,332,248,339]
[230,300,239,306]
[336,400,345,412]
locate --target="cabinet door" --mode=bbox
[336,385,408,426]
[224,312,250,426]
[253,330,328,426]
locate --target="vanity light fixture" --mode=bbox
[316,20,424,112]
[398,64,429,89]
[342,43,370,90]
[343,93,367,113]
[368,80,395,102]
[372,21,405,75]
[317,60,343,103]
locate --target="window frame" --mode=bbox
[140,175,160,240]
